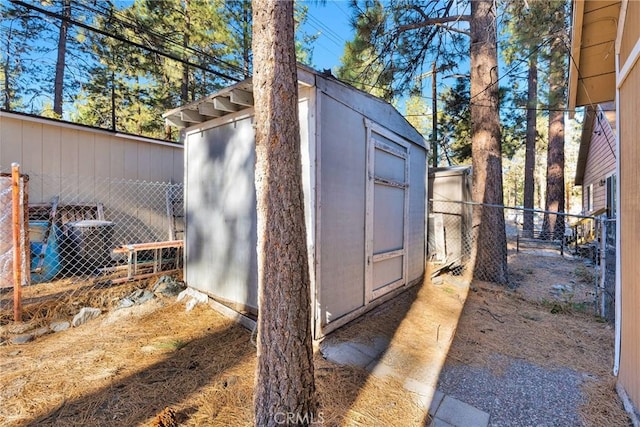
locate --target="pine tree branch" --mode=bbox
[397,15,471,36]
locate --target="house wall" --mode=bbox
[619,1,639,63]
[618,7,640,411]
[0,113,183,188]
[582,109,616,214]
[0,112,184,245]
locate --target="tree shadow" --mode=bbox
[315,276,462,426]
[24,322,254,426]
[13,274,463,426]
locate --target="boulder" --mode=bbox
[72,307,101,327]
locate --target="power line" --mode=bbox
[71,1,247,76]
[10,0,242,82]
[561,37,616,160]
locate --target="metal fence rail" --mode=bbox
[429,199,616,321]
[1,170,184,324]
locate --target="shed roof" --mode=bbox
[163,64,426,149]
[568,0,620,112]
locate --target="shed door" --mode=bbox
[365,122,409,302]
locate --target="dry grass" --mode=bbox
[445,263,629,426]
[0,252,631,426]
[0,275,163,329]
[0,281,433,426]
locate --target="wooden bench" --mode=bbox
[516,230,565,256]
[112,240,184,282]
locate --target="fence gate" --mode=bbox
[365,123,409,302]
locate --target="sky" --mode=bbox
[300,1,355,73]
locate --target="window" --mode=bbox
[606,174,616,218]
[586,184,593,213]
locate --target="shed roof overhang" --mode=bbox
[568,0,620,113]
[162,67,316,129]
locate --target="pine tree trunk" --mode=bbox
[181,0,190,103]
[523,50,537,237]
[543,36,566,240]
[242,1,251,79]
[469,0,508,284]
[53,0,71,117]
[252,0,316,425]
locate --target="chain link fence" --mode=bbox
[429,200,616,321]
[1,171,184,324]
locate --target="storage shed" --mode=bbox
[163,65,428,338]
[428,166,472,265]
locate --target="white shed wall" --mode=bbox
[184,116,259,310]
[317,90,427,335]
[317,95,368,325]
[181,72,426,338]
[184,90,315,313]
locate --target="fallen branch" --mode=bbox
[478,307,505,323]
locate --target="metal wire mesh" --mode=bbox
[0,172,183,323]
[428,199,616,320]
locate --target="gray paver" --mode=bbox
[429,390,445,416]
[434,395,490,427]
[321,342,374,368]
[430,417,456,427]
[347,341,383,359]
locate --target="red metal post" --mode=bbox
[11,163,22,322]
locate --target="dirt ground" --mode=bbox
[0,250,631,426]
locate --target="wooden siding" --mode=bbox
[618,28,640,411]
[581,109,616,214]
[0,113,183,193]
[619,0,640,65]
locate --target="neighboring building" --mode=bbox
[570,0,640,419]
[0,111,184,286]
[0,111,183,194]
[164,64,428,339]
[574,103,617,217]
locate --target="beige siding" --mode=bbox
[582,110,616,213]
[0,113,183,201]
[619,1,640,65]
[619,34,640,410]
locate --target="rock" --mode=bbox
[6,322,34,334]
[432,276,444,285]
[119,289,155,309]
[153,276,185,297]
[72,307,101,327]
[32,327,50,337]
[118,298,135,309]
[11,334,33,344]
[177,288,208,311]
[136,290,155,305]
[50,321,70,332]
[550,284,574,296]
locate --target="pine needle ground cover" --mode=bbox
[0,253,630,426]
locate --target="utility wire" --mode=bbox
[562,37,616,160]
[71,1,246,76]
[10,0,242,82]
